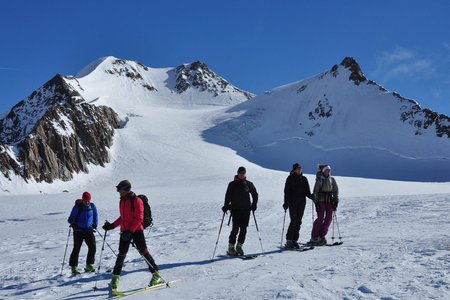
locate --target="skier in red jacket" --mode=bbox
[103,180,164,291]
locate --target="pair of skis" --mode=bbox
[279,245,315,252]
[306,241,344,247]
[111,279,180,298]
[217,253,259,260]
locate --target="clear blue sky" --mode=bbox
[1,0,449,115]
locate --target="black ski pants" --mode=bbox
[69,230,96,267]
[228,209,250,244]
[112,230,158,276]
[286,199,306,242]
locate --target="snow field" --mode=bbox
[0,98,449,299]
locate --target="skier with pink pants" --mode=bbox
[310,165,339,245]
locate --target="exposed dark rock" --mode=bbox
[297,85,307,93]
[0,144,20,180]
[0,75,120,183]
[103,59,157,91]
[340,57,367,85]
[174,61,254,100]
[396,92,450,138]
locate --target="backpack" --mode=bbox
[70,202,95,228]
[130,194,153,228]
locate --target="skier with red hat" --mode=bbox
[67,191,98,274]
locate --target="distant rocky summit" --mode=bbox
[0,74,119,182]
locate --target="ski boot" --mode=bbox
[71,266,80,275]
[285,240,296,249]
[84,264,95,273]
[309,237,321,245]
[319,237,327,246]
[236,243,244,256]
[110,275,120,290]
[227,243,237,255]
[292,240,300,249]
[149,271,164,286]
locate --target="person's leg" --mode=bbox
[112,235,131,276]
[69,231,83,267]
[311,203,325,239]
[320,203,334,239]
[237,226,247,244]
[84,231,96,265]
[286,203,298,242]
[132,230,157,273]
[228,224,239,245]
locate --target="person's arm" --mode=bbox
[304,177,314,200]
[332,178,339,203]
[68,205,78,225]
[223,182,233,211]
[92,204,98,229]
[130,197,144,232]
[250,182,258,210]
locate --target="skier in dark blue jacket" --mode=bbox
[67,192,98,274]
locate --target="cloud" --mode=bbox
[381,46,414,63]
[383,58,434,82]
[376,46,436,83]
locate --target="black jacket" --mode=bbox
[224,176,258,211]
[284,172,313,206]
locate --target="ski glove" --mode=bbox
[222,205,229,213]
[102,221,115,231]
[251,203,257,212]
[121,231,133,241]
[332,201,338,211]
[282,203,289,211]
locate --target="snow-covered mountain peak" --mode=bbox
[336,56,367,85]
[204,57,450,181]
[75,56,118,78]
[0,74,82,144]
[174,60,254,100]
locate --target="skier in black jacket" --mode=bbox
[283,163,314,249]
[222,166,258,255]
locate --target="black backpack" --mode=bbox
[130,194,153,228]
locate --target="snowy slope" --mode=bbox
[203,59,450,182]
[1,101,450,299]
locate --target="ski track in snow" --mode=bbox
[1,193,449,299]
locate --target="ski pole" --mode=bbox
[252,211,265,254]
[333,211,343,242]
[60,227,72,276]
[93,230,107,291]
[227,212,232,226]
[280,209,287,248]
[331,211,335,243]
[211,211,226,260]
[96,230,118,257]
[312,201,315,226]
[131,242,159,271]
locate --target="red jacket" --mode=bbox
[113,192,144,232]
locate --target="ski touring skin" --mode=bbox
[279,245,315,252]
[110,279,180,298]
[217,254,258,260]
[305,241,344,247]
